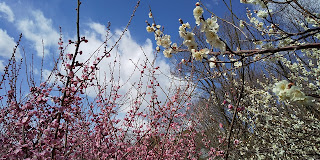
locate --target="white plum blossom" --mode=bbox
[211,38,226,51]
[184,32,195,41]
[171,43,178,49]
[240,0,253,3]
[156,46,160,52]
[206,16,219,32]
[182,22,191,29]
[200,17,219,33]
[204,30,226,51]
[287,86,307,102]
[156,35,171,48]
[179,23,191,38]
[205,30,218,43]
[209,56,217,68]
[191,48,209,61]
[186,41,198,50]
[191,49,202,61]
[278,37,293,47]
[182,32,198,50]
[193,6,203,18]
[155,36,161,45]
[240,0,267,8]
[179,26,185,32]
[146,26,155,33]
[163,48,173,58]
[179,30,186,38]
[257,22,263,30]
[155,29,162,36]
[199,48,209,56]
[262,42,273,49]
[200,21,207,33]
[183,40,193,47]
[239,20,245,28]
[257,10,268,18]
[240,0,247,3]
[253,54,261,61]
[306,16,319,27]
[234,61,242,67]
[273,80,290,100]
[193,5,204,25]
[171,43,178,53]
[272,80,311,103]
[250,17,259,25]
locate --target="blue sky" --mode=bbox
[0,0,248,102]
[0,0,196,48]
[0,0,243,55]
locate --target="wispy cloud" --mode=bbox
[0,2,14,22]
[0,60,4,71]
[205,0,219,8]
[0,29,21,71]
[16,10,59,57]
[0,29,20,58]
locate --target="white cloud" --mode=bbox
[16,10,59,57]
[0,28,20,59]
[89,22,107,40]
[60,22,192,114]
[205,0,219,8]
[0,2,14,22]
[0,60,4,71]
[0,29,21,73]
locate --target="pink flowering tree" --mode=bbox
[0,0,216,159]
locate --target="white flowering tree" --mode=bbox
[147,0,320,159]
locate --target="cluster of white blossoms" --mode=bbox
[240,0,267,8]
[257,10,269,18]
[179,22,198,51]
[272,80,312,103]
[193,2,204,25]
[306,14,320,28]
[246,11,265,31]
[156,34,171,48]
[146,2,227,62]
[191,48,209,61]
[242,2,274,35]
[209,56,217,68]
[146,19,178,58]
[193,2,226,52]
[234,61,243,68]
